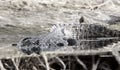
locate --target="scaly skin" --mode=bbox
[76,24,120,49]
[17,24,69,55]
[17,23,120,54]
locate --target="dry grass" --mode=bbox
[0,0,120,70]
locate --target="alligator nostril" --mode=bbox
[67,38,77,46]
[12,44,17,46]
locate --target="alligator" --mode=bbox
[17,16,120,55]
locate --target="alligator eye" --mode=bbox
[22,37,31,43]
[21,37,32,46]
[67,38,77,46]
[57,43,64,47]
